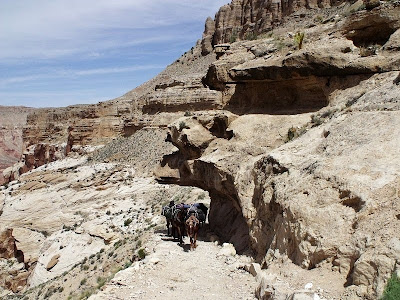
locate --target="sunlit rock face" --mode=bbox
[0,106,35,185]
[2,0,400,299]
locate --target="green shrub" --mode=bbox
[124,218,132,226]
[229,28,238,43]
[314,15,324,23]
[124,261,132,269]
[286,125,307,142]
[80,278,87,286]
[244,31,258,40]
[274,37,286,51]
[382,273,400,300]
[138,248,147,260]
[287,127,297,141]
[294,32,305,50]
[178,121,187,131]
[311,114,323,126]
[81,264,89,271]
[97,277,106,289]
[79,288,94,300]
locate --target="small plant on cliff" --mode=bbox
[138,248,147,260]
[294,32,305,50]
[244,31,258,40]
[229,28,238,43]
[97,277,106,289]
[381,272,400,300]
[124,218,132,227]
[285,125,307,142]
[314,15,324,23]
[178,121,187,131]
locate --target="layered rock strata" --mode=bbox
[0,107,35,184]
[201,0,357,54]
[3,48,220,183]
[156,2,400,299]
[2,0,400,298]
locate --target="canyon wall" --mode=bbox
[2,48,221,183]
[201,0,352,54]
[2,0,400,298]
[0,107,35,184]
[156,2,400,298]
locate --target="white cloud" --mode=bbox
[0,65,164,87]
[0,0,230,60]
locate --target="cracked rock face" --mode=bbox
[0,107,35,184]
[156,3,400,296]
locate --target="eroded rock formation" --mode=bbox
[0,106,35,184]
[201,0,358,55]
[2,0,400,299]
[155,2,400,299]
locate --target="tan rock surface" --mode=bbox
[2,1,400,299]
[89,234,257,300]
[0,106,35,184]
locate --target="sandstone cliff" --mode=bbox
[201,0,356,55]
[0,106,35,184]
[156,1,400,299]
[3,48,220,183]
[1,0,400,299]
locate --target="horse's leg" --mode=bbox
[167,219,170,236]
[177,226,182,244]
[172,223,176,239]
[194,230,198,248]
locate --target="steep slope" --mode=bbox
[0,127,210,298]
[0,106,35,184]
[3,48,220,183]
[155,2,400,299]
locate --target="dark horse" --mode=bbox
[161,201,175,236]
[171,205,186,244]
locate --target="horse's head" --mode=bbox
[185,215,199,237]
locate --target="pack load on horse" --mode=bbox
[186,203,208,226]
[161,201,175,236]
[171,203,186,244]
[162,200,209,248]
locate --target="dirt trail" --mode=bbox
[90,230,257,299]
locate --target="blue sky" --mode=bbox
[0,0,230,108]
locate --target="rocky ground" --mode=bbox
[90,128,176,176]
[0,128,209,299]
[1,0,400,299]
[90,230,258,300]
